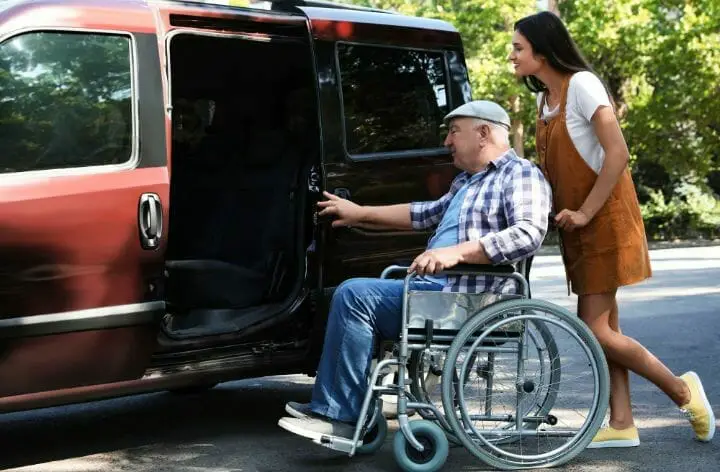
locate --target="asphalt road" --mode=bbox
[1,246,719,472]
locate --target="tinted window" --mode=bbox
[0,32,133,173]
[337,43,448,156]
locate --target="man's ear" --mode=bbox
[479,124,491,140]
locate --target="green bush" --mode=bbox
[640,183,720,241]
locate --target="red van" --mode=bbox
[0,0,469,413]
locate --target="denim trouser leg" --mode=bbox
[309,277,442,423]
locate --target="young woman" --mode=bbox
[509,11,715,447]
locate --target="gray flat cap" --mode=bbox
[443,100,511,130]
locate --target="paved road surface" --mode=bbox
[2,246,719,471]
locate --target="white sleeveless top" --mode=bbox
[537,71,612,174]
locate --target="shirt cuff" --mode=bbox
[478,233,507,265]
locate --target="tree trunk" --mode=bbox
[510,95,524,157]
[548,0,560,15]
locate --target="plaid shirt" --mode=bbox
[410,149,551,294]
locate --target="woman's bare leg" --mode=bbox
[578,291,690,411]
[607,298,633,428]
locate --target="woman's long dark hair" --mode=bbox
[514,11,595,93]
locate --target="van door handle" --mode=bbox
[138,193,162,249]
[333,188,351,199]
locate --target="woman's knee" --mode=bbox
[592,326,617,351]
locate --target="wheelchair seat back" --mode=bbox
[407,291,524,344]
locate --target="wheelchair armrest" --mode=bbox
[440,263,516,276]
[385,262,517,278]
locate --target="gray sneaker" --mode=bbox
[278,416,356,442]
[285,401,312,419]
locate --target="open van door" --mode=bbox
[299,5,468,288]
[296,4,470,368]
[0,1,168,401]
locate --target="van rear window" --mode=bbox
[0,32,134,173]
[337,43,448,156]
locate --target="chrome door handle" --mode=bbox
[139,193,162,249]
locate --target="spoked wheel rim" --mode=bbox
[441,299,609,469]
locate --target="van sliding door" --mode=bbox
[300,6,467,289]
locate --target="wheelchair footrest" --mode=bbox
[314,434,362,454]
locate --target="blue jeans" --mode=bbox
[309,277,443,423]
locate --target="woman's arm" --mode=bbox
[578,106,630,220]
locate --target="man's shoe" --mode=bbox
[586,424,640,449]
[679,371,716,442]
[285,401,312,419]
[278,415,356,442]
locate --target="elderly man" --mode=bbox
[278,100,552,441]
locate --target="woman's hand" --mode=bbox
[317,191,366,228]
[554,209,590,232]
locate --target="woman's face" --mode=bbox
[508,30,544,77]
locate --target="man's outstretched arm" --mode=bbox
[318,181,458,232]
[318,191,412,230]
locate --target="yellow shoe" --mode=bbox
[586,424,640,449]
[680,371,716,442]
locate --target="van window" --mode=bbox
[0,32,133,173]
[337,43,448,156]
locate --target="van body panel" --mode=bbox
[300,5,461,48]
[0,0,169,397]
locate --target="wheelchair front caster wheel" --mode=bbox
[393,420,448,472]
[356,415,388,455]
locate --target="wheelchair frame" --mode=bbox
[317,261,609,471]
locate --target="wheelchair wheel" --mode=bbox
[441,298,609,470]
[410,323,560,446]
[357,414,388,455]
[393,420,449,472]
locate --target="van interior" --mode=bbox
[164,32,319,339]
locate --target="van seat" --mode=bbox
[165,259,267,310]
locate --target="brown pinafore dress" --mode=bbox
[535,74,652,296]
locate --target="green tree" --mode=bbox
[561,0,720,184]
[560,0,720,237]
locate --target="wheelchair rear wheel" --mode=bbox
[441,298,609,470]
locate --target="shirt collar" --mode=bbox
[489,148,517,169]
[461,148,517,181]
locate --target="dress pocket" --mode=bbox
[579,197,634,255]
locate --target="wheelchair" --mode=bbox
[316,260,610,471]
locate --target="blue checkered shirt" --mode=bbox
[410,149,552,294]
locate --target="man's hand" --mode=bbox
[409,247,463,276]
[317,191,366,228]
[554,209,590,232]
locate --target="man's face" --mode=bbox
[443,117,484,171]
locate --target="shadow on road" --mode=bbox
[0,374,716,471]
